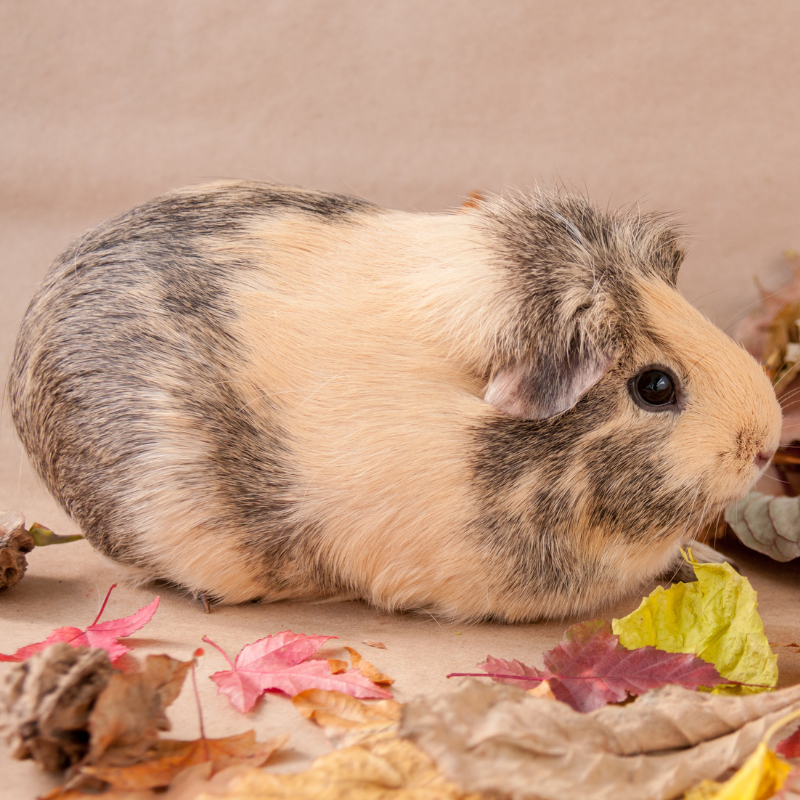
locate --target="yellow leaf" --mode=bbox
[207,734,481,800]
[612,552,777,693]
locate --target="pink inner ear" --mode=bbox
[484,353,612,420]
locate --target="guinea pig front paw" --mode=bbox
[661,540,740,584]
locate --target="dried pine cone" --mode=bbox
[0,511,34,590]
[0,643,114,771]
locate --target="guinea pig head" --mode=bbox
[475,193,781,613]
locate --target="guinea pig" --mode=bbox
[7,181,782,621]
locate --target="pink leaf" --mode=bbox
[455,619,726,712]
[0,587,159,664]
[204,632,393,713]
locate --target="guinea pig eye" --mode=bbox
[630,369,677,410]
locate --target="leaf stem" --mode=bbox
[190,655,208,747]
[202,634,235,669]
[92,584,117,626]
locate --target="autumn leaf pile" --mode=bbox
[723,252,800,562]
[0,554,798,800]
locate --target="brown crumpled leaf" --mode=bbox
[85,652,193,769]
[293,689,402,745]
[0,642,114,771]
[209,733,481,800]
[400,679,800,800]
[725,491,800,562]
[0,510,35,590]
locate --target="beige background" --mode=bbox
[2,2,800,796]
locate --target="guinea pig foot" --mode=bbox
[664,540,740,584]
[197,593,213,614]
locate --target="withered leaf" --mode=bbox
[345,647,394,686]
[86,653,192,767]
[0,510,34,590]
[400,679,800,800]
[293,689,401,745]
[210,733,480,800]
[725,491,800,562]
[82,730,287,791]
[0,643,114,771]
[362,641,387,650]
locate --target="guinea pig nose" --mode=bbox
[754,449,776,469]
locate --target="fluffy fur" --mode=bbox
[8,182,782,621]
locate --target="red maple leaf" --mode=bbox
[0,584,159,664]
[203,632,393,713]
[449,619,727,712]
[777,727,800,759]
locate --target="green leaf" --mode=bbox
[28,523,83,546]
[612,552,777,694]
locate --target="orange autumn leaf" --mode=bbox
[345,647,394,686]
[327,658,348,674]
[81,731,286,791]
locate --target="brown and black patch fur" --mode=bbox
[7,182,781,619]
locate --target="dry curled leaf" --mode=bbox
[725,491,800,562]
[362,641,387,650]
[452,619,726,712]
[345,647,394,686]
[0,510,34,590]
[0,643,114,771]
[209,733,480,800]
[293,689,401,745]
[683,709,800,800]
[84,652,193,770]
[400,679,800,800]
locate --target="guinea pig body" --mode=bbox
[8,182,782,621]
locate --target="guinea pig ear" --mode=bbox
[484,345,613,420]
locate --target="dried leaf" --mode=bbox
[293,689,401,744]
[86,653,193,768]
[455,619,726,712]
[735,252,800,365]
[612,555,778,694]
[0,585,160,664]
[204,632,392,713]
[683,709,800,800]
[28,523,83,546]
[345,647,394,686]
[209,734,479,800]
[362,641,387,650]
[725,492,800,562]
[0,510,34,590]
[0,643,114,771]
[400,679,800,800]
[82,731,286,791]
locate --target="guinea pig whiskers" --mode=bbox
[294,372,344,411]
[721,286,789,334]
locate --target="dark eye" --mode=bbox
[630,369,677,410]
